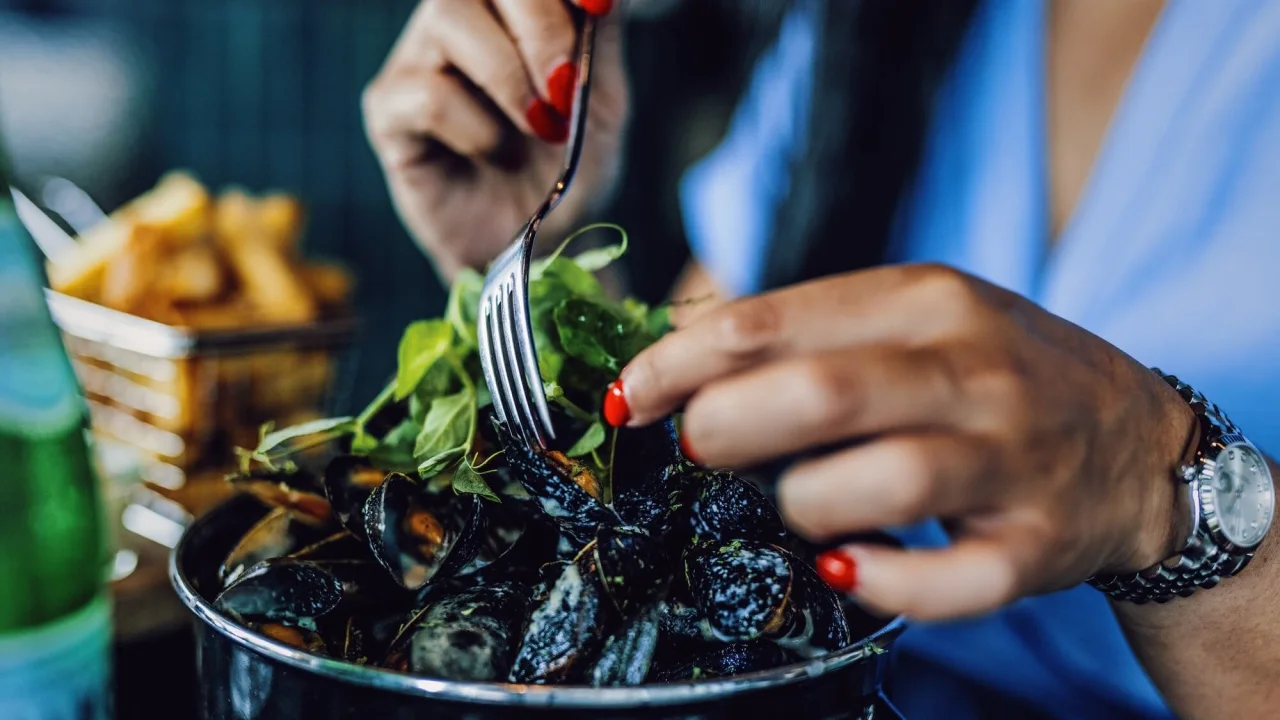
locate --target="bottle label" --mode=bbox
[0,595,113,720]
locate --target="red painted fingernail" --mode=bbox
[603,379,631,427]
[815,550,858,594]
[525,98,568,144]
[679,433,700,465]
[547,61,576,119]
[579,0,613,16]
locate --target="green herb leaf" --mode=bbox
[255,416,354,457]
[445,268,484,348]
[553,297,653,374]
[569,226,628,271]
[395,320,455,401]
[565,422,605,457]
[351,430,379,454]
[367,419,421,473]
[413,388,476,475]
[452,456,501,502]
[417,448,464,477]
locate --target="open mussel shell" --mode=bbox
[365,474,487,590]
[229,467,333,526]
[219,508,330,588]
[689,472,786,543]
[593,525,669,616]
[288,530,365,562]
[589,601,662,687]
[656,599,705,642]
[684,540,793,644]
[323,455,388,538]
[214,558,345,624]
[649,639,793,683]
[492,418,621,544]
[508,553,615,684]
[774,552,852,657]
[612,420,693,534]
[389,582,534,682]
[252,622,327,654]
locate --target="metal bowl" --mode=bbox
[171,495,906,719]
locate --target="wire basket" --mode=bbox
[47,290,359,492]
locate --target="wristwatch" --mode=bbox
[1089,370,1276,604]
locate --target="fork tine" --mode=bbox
[511,274,555,440]
[499,283,546,447]
[477,299,507,428]
[490,291,526,444]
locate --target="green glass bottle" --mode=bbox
[0,141,112,717]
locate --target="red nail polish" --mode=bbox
[603,379,631,427]
[815,550,858,594]
[579,0,613,16]
[525,98,568,144]
[547,61,576,119]
[679,433,700,465]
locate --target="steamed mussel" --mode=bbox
[212,417,872,687]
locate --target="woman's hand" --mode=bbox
[362,0,629,280]
[608,263,1198,621]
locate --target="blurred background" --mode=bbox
[0,1,762,717]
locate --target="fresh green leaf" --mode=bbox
[351,430,379,454]
[409,361,456,423]
[417,448,464,477]
[553,297,654,374]
[395,320,454,400]
[645,304,672,336]
[568,225,628,271]
[565,422,605,457]
[413,388,475,463]
[255,416,354,456]
[452,456,501,502]
[367,419,421,473]
[445,268,484,348]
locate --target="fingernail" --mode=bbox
[546,61,576,118]
[679,433,700,465]
[525,98,568,144]
[815,549,859,594]
[603,379,631,427]
[579,0,613,16]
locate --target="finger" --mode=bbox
[365,71,505,165]
[825,536,1028,621]
[776,434,999,541]
[491,0,578,117]
[427,0,555,140]
[616,268,941,427]
[572,0,614,16]
[679,346,964,468]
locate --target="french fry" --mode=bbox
[100,224,166,314]
[300,263,354,308]
[257,194,306,253]
[154,242,226,305]
[221,239,318,324]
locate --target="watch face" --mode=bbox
[1209,443,1275,547]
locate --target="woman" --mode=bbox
[362,1,1280,717]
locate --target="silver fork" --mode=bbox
[478,16,597,448]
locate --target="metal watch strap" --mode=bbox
[1087,370,1251,604]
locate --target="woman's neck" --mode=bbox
[1047,0,1164,242]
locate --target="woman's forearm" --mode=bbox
[1115,456,1280,719]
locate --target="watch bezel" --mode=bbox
[1195,433,1275,552]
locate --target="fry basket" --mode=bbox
[46,289,359,495]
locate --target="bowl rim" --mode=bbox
[169,502,907,709]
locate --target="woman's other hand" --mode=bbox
[609,263,1198,621]
[362,0,629,280]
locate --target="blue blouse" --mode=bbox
[679,0,1280,717]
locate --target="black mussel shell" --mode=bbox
[229,468,333,526]
[252,622,328,654]
[288,530,365,562]
[214,558,345,624]
[323,455,387,537]
[649,640,793,683]
[219,508,328,588]
[593,525,669,616]
[397,582,533,681]
[589,601,662,687]
[492,419,620,544]
[365,474,487,590]
[774,553,852,657]
[689,472,786,544]
[684,540,793,643]
[320,614,371,662]
[612,420,692,534]
[611,419,682,482]
[657,600,705,642]
[508,554,615,684]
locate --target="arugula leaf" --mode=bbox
[566,422,605,457]
[452,456,501,502]
[445,268,483,348]
[395,320,454,400]
[569,226,628,271]
[553,297,653,374]
[417,447,464,477]
[409,361,456,424]
[413,388,475,463]
[255,416,354,457]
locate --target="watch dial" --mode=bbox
[1210,443,1275,547]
